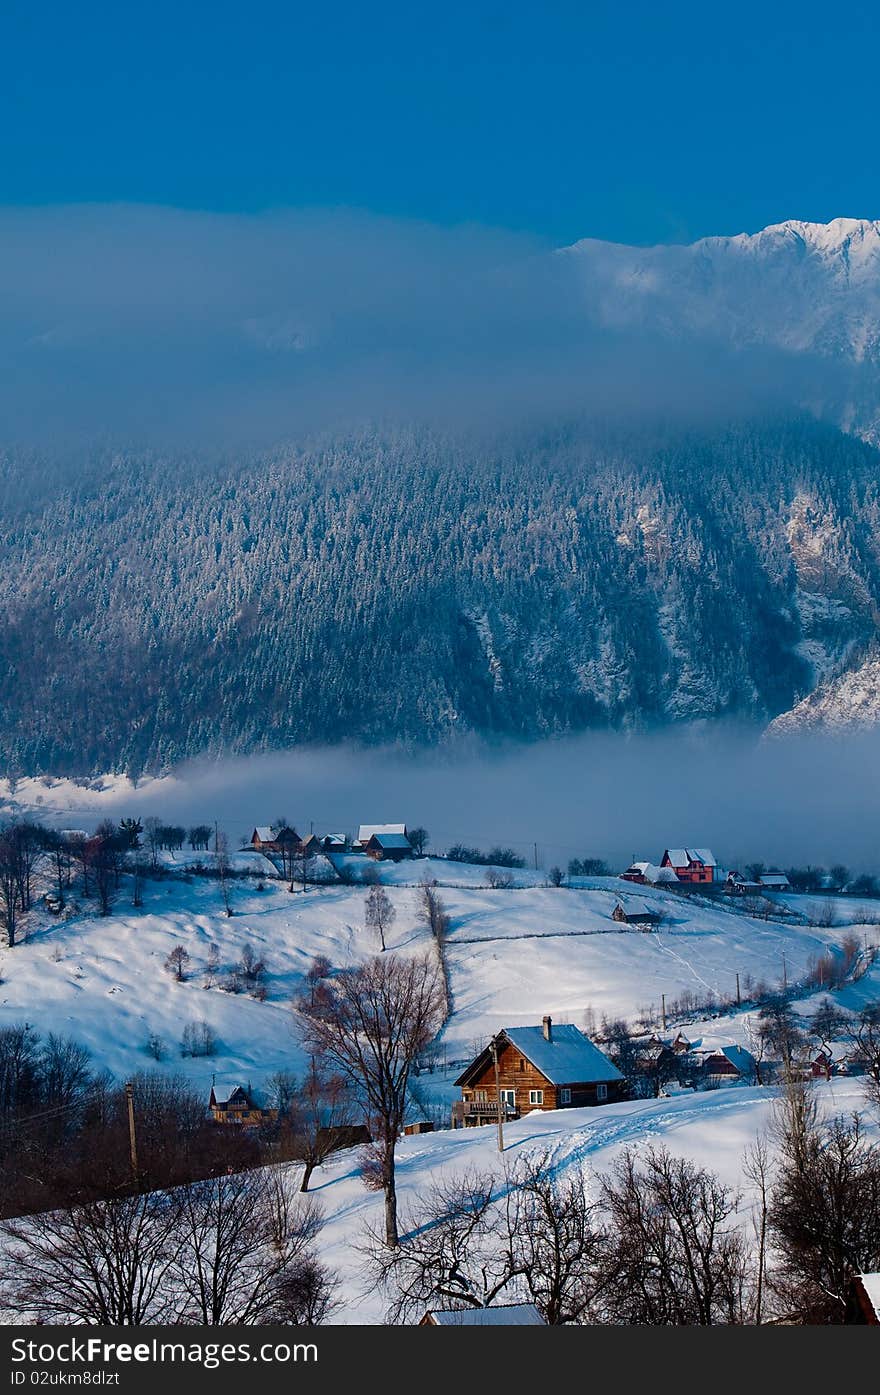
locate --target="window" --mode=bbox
[528,1089,544,1105]
[596,1083,608,1101]
[475,1089,487,1101]
[500,1089,516,1108]
[560,1087,571,1105]
[519,1057,525,1071]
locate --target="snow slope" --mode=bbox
[0,861,868,1095]
[764,654,880,737]
[303,1077,875,1321]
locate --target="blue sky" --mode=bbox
[3,0,879,246]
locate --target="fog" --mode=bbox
[0,204,842,448]
[13,727,880,874]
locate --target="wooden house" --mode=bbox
[611,897,661,927]
[364,832,413,861]
[846,1274,880,1325]
[420,1303,546,1326]
[249,825,301,855]
[452,1017,624,1127]
[689,1044,756,1085]
[621,860,679,885]
[357,822,409,850]
[725,871,763,896]
[759,872,791,891]
[660,848,717,884]
[209,1084,277,1128]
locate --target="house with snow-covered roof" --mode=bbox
[357,822,409,847]
[364,831,413,861]
[660,848,717,884]
[611,896,661,926]
[249,825,300,854]
[452,1016,624,1127]
[620,860,679,885]
[420,1303,546,1326]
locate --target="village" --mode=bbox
[1,808,879,1325]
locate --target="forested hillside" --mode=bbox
[2,417,880,776]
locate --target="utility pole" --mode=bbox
[533,843,538,872]
[490,1037,504,1153]
[782,952,788,991]
[661,993,667,1030]
[736,972,741,1007]
[125,1081,139,1190]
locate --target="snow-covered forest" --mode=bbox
[3,416,880,776]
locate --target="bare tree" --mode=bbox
[215,830,233,916]
[285,1058,356,1192]
[364,884,395,952]
[408,827,429,857]
[743,1135,773,1324]
[175,1170,330,1323]
[165,945,191,981]
[0,1191,184,1324]
[600,1146,749,1324]
[768,1087,880,1322]
[296,953,445,1245]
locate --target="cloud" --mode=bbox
[0,203,846,449]
[9,727,880,876]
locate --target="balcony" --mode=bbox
[451,1099,519,1126]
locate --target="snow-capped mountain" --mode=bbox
[564,217,880,363]
[562,217,880,437]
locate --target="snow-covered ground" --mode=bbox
[2,859,875,1097]
[2,856,879,1322]
[304,1076,876,1322]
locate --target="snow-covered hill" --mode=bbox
[0,858,870,1093]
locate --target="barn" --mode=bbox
[611,897,661,927]
[452,1016,624,1127]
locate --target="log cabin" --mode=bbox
[452,1017,624,1127]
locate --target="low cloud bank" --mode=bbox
[5,727,880,875]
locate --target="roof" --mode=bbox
[210,1083,253,1108]
[664,847,717,867]
[425,1304,545,1326]
[253,826,276,842]
[613,897,658,918]
[624,861,677,882]
[368,832,412,850]
[697,1044,755,1075]
[358,823,407,843]
[759,874,790,887]
[857,1274,880,1321]
[323,833,346,845]
[498,1023,622,1085]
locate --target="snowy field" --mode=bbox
[1,858,875,1096]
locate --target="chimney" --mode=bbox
[542,1015,552,1041]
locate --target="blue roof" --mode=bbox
[426,1303,545,1326]
[503,1023,623,1085]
